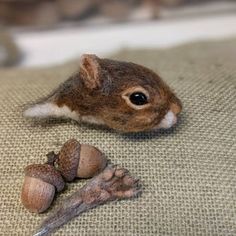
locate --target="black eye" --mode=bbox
[129,92,148,105]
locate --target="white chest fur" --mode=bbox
[24,102,104,125]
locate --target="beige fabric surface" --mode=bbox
[0,39,235,236]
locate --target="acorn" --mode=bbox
[21,164,65,213]
[57,139,107,181]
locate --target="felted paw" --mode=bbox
[99,165,141,199]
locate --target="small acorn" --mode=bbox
[57,139,107,181]
[21,164,65,213]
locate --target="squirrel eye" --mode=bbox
[129,92,148,105]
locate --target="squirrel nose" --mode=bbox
[170,103,182,116]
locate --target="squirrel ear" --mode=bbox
[79,54,102,89]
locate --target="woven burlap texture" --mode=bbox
[0,39,235,236]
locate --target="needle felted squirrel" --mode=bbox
[24,54,182,132]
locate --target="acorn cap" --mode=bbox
[24,163,65,192]
[57,139,81,182]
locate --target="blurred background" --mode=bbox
[0,0,236,67]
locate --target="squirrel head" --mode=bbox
[24,54,182,133]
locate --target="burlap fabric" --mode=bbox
[0,39,235,236]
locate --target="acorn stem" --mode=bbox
[46,151,59,166]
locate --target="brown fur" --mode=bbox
[28,54,182,133]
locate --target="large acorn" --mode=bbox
[57,139,107,181]
[21,164,65,213]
